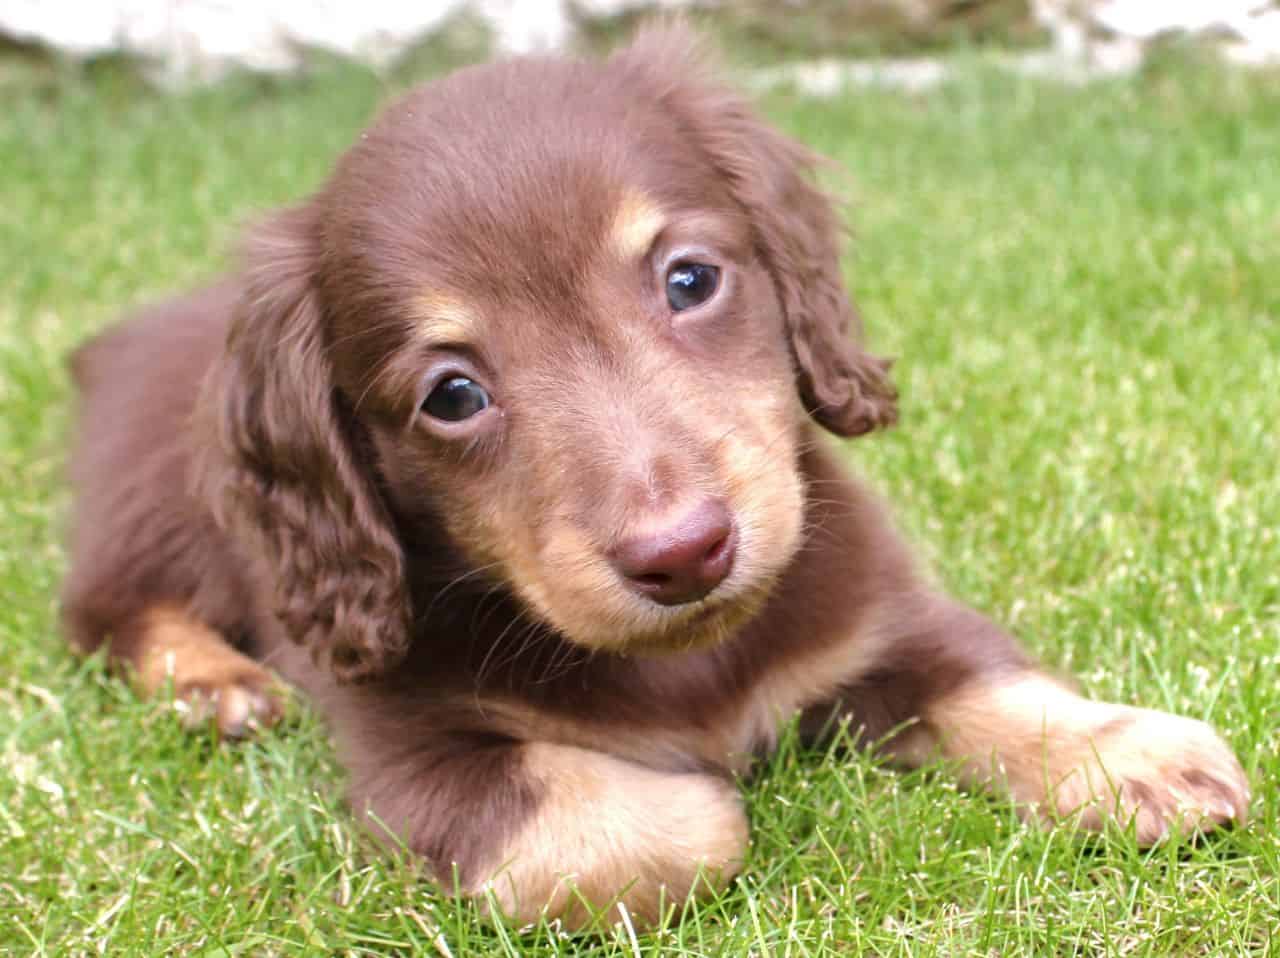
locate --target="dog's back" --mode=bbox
[62,284,256,668]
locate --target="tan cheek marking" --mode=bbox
[471,742,747,927]
[414,292,477,345]
[134,605,283,738]
[437,497,578,639]
[716,402,804,588]
[506,521,612,619]
[912,673,1250,844]
[609,192,665,261]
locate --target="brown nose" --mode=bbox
[610,499,736,606]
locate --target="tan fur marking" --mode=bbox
[914,674,1250,843]
[134,606,283,737]
[472,742,747,927]
[414,292,477,345]
[715,393,803,586]
[608,192,665,260]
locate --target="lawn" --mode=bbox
[1,46,1278,956]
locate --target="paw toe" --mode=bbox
[1074,714,1250,844]
[178,671,285,739]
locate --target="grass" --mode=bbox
[2,46,1278,957]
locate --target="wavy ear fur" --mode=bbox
[613,26,897,437]
[196,205,410,682]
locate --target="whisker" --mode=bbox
[416,559,506,625]
[473,605,535,689]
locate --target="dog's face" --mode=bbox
[321,83,812,655]
[206,29,897,679]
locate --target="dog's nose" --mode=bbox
[611,499,736,606]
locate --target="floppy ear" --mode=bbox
[614,27,897,437]
[196,205,410,682]
[723,124,899,437]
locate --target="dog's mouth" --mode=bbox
[511,527,782,658]
[628,593,763,655]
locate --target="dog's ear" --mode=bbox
[614,27,897,437]
[730,128,899,437]
[196,205,410,682]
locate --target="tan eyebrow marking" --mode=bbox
[414,292,476,345]
[609,191,666,260]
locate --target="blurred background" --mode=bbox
[2,1,1278,84]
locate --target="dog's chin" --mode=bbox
[551,589,767,659]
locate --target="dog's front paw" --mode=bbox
[910,673,1248,846]
[1046,707,1250,844]
[136,606,286,739]
[471,743,748,927]
[172,665,285,739]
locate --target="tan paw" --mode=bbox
[925,674,1249,846]
[171,666,285,739]
[1042,707,1250,844]
[135,605,286,739]
[472,743,748,928]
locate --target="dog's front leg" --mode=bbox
[347,737,747,927]
[836,597,1250,843]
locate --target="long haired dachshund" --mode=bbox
[62,25,1248,927]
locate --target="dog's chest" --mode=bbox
[460,620,888,774]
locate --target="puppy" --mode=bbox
[62,26,1249,927]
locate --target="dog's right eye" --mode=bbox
[666,262,720,312]
[422,376,491,422]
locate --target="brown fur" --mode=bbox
[62,26,1248,928]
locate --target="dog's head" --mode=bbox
[203,27,896,681]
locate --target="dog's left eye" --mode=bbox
[665,263,720,311]
[422,376,491,422]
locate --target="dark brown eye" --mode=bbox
[422,376,490,422]
[665,263,720,311]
